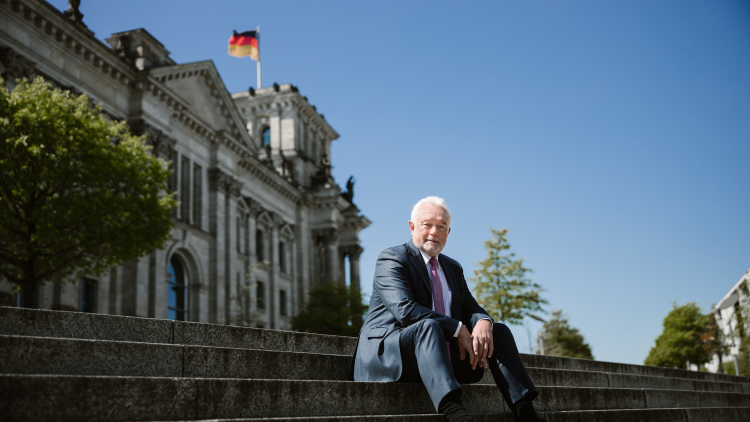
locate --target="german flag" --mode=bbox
[229,30,259,60]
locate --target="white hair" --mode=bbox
[411,196,451,224]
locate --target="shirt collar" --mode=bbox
[419,249,440,267]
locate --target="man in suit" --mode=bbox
[350,196,545,422]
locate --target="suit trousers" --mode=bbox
[398,319,538,411]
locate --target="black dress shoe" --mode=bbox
[516,401,547,422]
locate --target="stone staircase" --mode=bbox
[1,306,748,422]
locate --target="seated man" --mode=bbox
[349,196,545,422]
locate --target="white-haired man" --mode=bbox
[349,196,545,422]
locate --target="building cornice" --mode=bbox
[232,84,339,142]
[238,155,301,205]
[1,0,134,91]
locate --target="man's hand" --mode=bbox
[472,319,494,370]
[457,325,476,368]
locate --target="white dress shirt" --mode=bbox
[419,250,463,338]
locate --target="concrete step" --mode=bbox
[2,375,750,422]
[0,306,356,355]
[524,367,750,393]
[4,334,747,393]
[3,306,748,385]
[0,335,349,381]
[522,353,748,385]
[145,407,750,422]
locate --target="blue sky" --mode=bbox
[52,0,750,365]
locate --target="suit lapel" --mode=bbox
[407,240,433,296]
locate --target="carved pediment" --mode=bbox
[149,62,256,154]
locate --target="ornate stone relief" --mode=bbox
[340,245,364,258]
[129,119,176,159]
[0,46,36,82]
[63,0,84,23]
[313,228,339,245]
[272,214,287,229]
[209,168,243,196]
[246,198,265,217]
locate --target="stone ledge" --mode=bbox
[3,375,750,422]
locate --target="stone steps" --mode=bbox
[146,409,750,422]
[2,334,747,394]
[2,375,750,421]
[3,307,747,383]
[2,305,750,421]
[0,306,355,355]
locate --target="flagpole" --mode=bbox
[256,25,261,89]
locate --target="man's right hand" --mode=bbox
[457,325,476,368]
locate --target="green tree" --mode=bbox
[471,228,547,325]
[291,281,366,336]
[724,278,750,376]
[537,310,594,359]
[701,309,730,373]
[0,77,176,307]
[644,302,711,368]
[723,337,750,377]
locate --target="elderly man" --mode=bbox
[350,196,545,422]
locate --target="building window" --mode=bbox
[279,289,287,316]
[168,256,188,321]
[256,281,265,309]
[279,241,287,273]
[193,163,202,229]
[181,156,191,222]
[256,229,265,262]
[262,127,271,147]
[81,278,97,313]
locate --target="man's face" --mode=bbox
[409,203,451,257]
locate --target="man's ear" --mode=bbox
[408,220,415,231]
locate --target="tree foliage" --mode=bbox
[537,310,594,359]
[0,77,176,306]
[471,228,547,325]
[724,278,750,376]
[701,309,730,373]
[644,302,711,368]
[291,281,366,337]
[723,336,750,377]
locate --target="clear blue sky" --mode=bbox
[53,0,750,365]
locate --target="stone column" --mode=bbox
[224,180,243,324]
[247,199,263,300]
[270,214,285,329]
[208,168,240,323]
[295,198,311,314]
[326,230,340,284]
[313,228,339,285]
[339,251,347,287]
[348,246,363,294]
[290,238,298,316]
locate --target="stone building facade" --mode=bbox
[0,0,370,329]
[706,270,750,374]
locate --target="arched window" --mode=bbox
[168,256,188,321]
[262,127,271,147]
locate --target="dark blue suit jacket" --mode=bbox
[350,239,493,381]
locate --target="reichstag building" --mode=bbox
[0,0,371,330]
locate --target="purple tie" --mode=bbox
[429,257,451,361]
